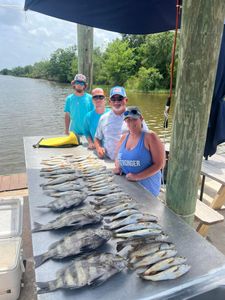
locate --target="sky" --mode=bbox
[0,0,120,70]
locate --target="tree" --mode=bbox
[137,67,163,91]
[102,39,136,85]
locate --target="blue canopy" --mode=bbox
[24,0,180,35]
[204,25,225,157]
[24,0,225,156]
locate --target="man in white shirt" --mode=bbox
[95,86,148,160]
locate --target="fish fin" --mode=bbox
[80,244,93,253]
[89,275,105,287]
[116,241,126,252]
[32,222,43,232]
[37,281,54,294]
[34,252,49,268]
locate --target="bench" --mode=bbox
[195,199,224,237]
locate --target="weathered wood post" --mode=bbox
[166,1,225,224]
[77,24,93,91]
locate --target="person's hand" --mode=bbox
[113,167,122,175]
[126,173,138,181]
[96,147,105,159]
[88,142,95,150]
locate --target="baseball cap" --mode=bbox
[110,86,127,98]
[72,73,87,84]
[123,106,142,120]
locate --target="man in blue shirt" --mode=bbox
[64,74,94,135]
[84,88,110,149]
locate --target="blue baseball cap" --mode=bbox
[110,86,127,98]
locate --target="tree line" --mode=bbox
[1,32,179,91]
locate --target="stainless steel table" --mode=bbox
[24,136,225,300]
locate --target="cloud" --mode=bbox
[0,0,120,69]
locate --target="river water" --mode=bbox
[0,75,173,175]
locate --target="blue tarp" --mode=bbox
[24,0,180,35]
[204,25,225,157]
[24,0,225,156]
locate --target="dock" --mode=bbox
[0,173,28,195]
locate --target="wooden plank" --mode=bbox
[195,200,224,225]
[0,173,27,192]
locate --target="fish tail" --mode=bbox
[37,280,55,294]
[32,222,44,232]
[34,252,49,267]
[116,241,126,252]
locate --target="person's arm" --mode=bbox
[84,114,95,149]
[113,134,127,174]
[87,137,95,149]
[126,132,165,181]
[65,112,70,135]
[94,138,105,158]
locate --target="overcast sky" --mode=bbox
[0,0,120,70]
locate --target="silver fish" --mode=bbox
[105,213,144,230]
[88,188,122,196]
[105,209,139,222]
[34,228,112,267]
[40,174,82,187]
[32,209,102,232]
[36,193,88,211]
[131,249,177,269]
[114,228,162,239]
[116,234,169,252]
[140,264,191,281]
[114,221,162,233]
[40,169,78,177]
[97,203,136,216]
[141,256,187,276]
[43,182,85,192]
[37,253,126,294]
[45,190,81,197]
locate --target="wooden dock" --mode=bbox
[0,173,27,192]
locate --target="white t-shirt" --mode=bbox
[95,110,148,160]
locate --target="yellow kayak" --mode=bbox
[33,132,80,148]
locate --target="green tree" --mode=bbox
[48,46,77,82]
[137,67,163,91]
[102,39,136,85]
[93,47,105,84]
[140,32,179,88]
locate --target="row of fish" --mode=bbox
[34,154,191,294]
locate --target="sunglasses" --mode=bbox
[124,109,141,117]
[93,95,105,100]
[75,81,85,86]
[110,95,124,102]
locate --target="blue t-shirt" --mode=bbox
[84,108,110,141]
[64,93,93,135]
[118,132,161,196]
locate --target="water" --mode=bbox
[0,75,173,175]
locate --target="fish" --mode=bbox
[89,184,119,191]
[44,190,81,197]
[40,169,78,177]
[34,228,112,267]
[32,209,102,232]
[140,256,187,276]
[128,242,175,264]
[42,182,85,192]
[105,213,144,230]
[114,221,162,233]
[90,197,132,207]
[130,249,177,269]
[88,188,122,196]
[36,193,88,211]
[105,209,139,222]
[40,174,82,187]
[116,234,169,252]
[37,253,126,294]
[94,192,130,200]
[96,203,137,216]
[139,264,191,281]
[114,228,162,239]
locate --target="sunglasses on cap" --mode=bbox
[124,109,141,117]
[92,95,105,100]
[110,95,124,102]
[75,80,85,86]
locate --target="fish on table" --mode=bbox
[36,192,88,211]
[32,209,102,232]
[37,253,127,294]
[34,228,112,267]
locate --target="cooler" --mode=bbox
[0,197,25,300]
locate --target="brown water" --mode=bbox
[0,75,174,175]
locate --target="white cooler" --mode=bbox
[0,197,25,300]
